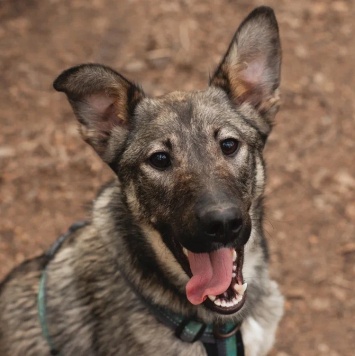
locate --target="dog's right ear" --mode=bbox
[210,6,281,132]
[53,64,144,162]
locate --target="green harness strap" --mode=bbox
[37,221,87,356]
[38,267,59,355]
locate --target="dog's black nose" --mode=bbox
[198,207,243,244]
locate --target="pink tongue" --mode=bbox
[186,247,233,305]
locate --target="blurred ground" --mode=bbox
[0,0,354,355]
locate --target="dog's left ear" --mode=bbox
[210,6,281,128]
[53,64,144,163]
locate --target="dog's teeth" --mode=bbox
[233,265,237,271]
[214,294,244,308]
[232,250,237,262]
[234,282,247,295]
[232,272,236,278]
[214,299,222,306]
[242,282,247,293]
[182,248,188,257]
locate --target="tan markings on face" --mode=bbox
[254,154,265,197]
[211,159,236,182]
[215,139,249,175]
[140,223,189,288]
[126,182,140,217]
[124,181,143,220]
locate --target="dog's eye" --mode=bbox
[149,152,171,170]
[220,138,239,156]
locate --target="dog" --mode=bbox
[0,6,283,356]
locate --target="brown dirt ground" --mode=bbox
[0,0,354,355]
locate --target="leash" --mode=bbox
[37,221,245,356]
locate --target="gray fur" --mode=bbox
[0,6,283,356]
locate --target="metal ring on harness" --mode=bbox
[213,323,241,339]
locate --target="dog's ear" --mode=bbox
[210,6,281,125]
[53,64,144,162]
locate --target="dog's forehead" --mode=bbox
[132,87,262,149]
[136,87,236,132]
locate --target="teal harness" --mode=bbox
[37,222,244,356]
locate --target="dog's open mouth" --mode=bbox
[182,247,246,315]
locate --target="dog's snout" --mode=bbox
[198,206,243,243]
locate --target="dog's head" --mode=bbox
[54,7,281,315]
